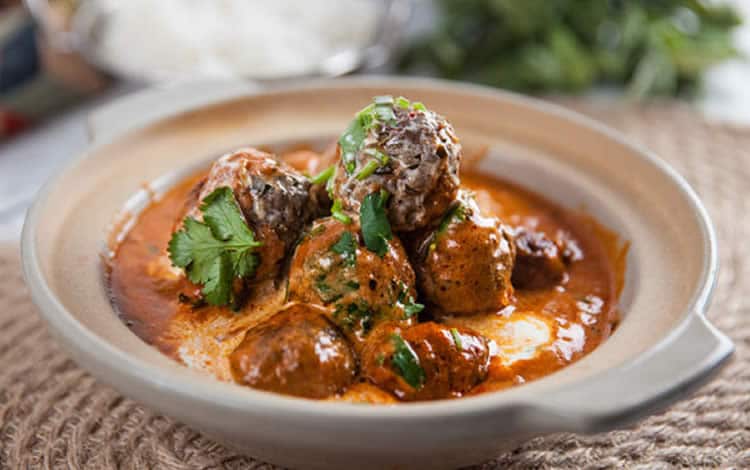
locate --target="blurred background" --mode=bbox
[1,0,749,237]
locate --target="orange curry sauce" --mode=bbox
[107,149,626,402]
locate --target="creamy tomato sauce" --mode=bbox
[107,149,626,401]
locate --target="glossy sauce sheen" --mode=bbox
[108,152,626,401]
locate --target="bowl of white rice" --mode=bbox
[26,0,410,82]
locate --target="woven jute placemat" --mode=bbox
[1,102,748,469]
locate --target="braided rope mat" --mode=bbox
[1,102,749,469]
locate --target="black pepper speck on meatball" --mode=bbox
[333,97,461,232]
[288,217,418,349]
[187,148,318,280]
[411,190,516,315]
[229,303,356,399]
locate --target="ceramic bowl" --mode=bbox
[21,78,733,469]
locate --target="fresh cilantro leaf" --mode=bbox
[339,115,367,174]
[404,302,424,318]
[395,96,411,109]
[331,231,357,267]
[309,165,334,185]
[355,160,380,180]
[168,187,262,307]
[360,190,392,257]
[396,281,424,318]
[334,301,373,333]
[331,199,352,224]
[315,280,342,303]
[338,97,399,175]
[437,203,467,235]
[450,328,463,350]
[391,333,425,389]
[202,253,233,306]
[325,166,337,198]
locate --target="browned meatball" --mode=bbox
[511,227,565,289]
[229,303,356,399]
[332,96,461,232]
[281,145,337,218]
[288,217,418,349]
[187,148,318,280]
[511,227,582,289]
[411,191,515,315]
[361,322,489,401]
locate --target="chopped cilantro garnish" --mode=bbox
[168,187,262,307]
[331,231,357,267]
[450,328,463,350]
[355,160,380,180]
[397,282,424,318]
[363,147,390,164]
[331,199,352,224]
[325,166,337,198]
[338,97,399,175]
[339,118,366,174]
[315,280,342,303]
[404,301,425,318]
[391,333,425,389]
[334,301,373,333]
[360,190,392,257]
[438,203,467,235]
[309,165,334,185]
[412,101,427,111]
[395,96,411,109]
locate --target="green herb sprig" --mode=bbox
[391,333,425,389]
[338,96,399,174]
[331,231,357,267]
[400,0,742,98]
[331,199,352,225]
[360,190,392,257]
[397,282,424,318]
[309,165,334,185]
[168,187,262,306]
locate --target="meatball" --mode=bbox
[511,227,565,289]
[332,96,461,232]
[511,227,582,289]
[229,303,356,399]
[188,148,318,280]
[288,217,418,348]
[411,191,515,315]
[361,322,489,401]
[281,145,337,217]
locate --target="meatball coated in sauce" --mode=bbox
[411,191,516,316]
[188,148,318,280]
[229,303,356,399]
[512,227,582,289]
[333,98,461,232]
[361,322,489,401]
[288,217,418,348]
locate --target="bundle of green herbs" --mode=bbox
[400,0,742,97]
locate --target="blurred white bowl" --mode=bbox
[26,0,411,83]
